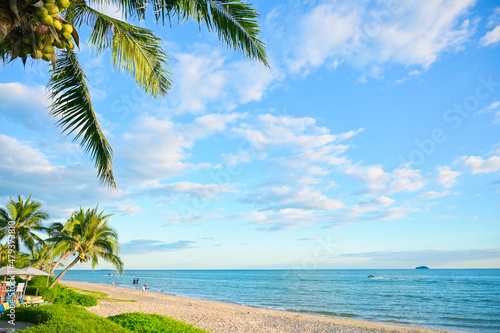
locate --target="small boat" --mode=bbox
[368,275,375,278]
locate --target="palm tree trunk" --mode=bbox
[49,256,79,289]
[49,251,70,275]
[0,8,17,42]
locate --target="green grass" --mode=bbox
[67,286,137,303]
[108,312,210,333]
[1,305,211,333]
[1,305,131,333]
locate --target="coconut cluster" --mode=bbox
[18,0,74,61]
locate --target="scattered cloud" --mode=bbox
[339,249,500,267]
[239,187,344,211]
[344,164,425,195]
[167,47,281,114]
[120,239,196,254]
[142,182,234,200]
[286,0,477,76]
[418,190,451,200]
[295,237,320,241]
[109,205,141,216]
[436,166,462,188]
[461,155,500,174]
[359,196,396,207]
[0,82,50,131]
[0,135,126,218]
[479,25,500,46]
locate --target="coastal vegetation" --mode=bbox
[108,313,209,333]
[0,194,123,288]
[0,0,268,187]
[48,206,123,288]
[3,305,211,332]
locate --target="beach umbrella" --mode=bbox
[20,267,51,298]
[0,266,27,276]
[0,266,26,303]
[21,267,50,276]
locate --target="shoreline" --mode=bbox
[60,280,456,333]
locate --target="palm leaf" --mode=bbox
[98,0,268,66]
[67,3,171,98]
[47,51,116,187]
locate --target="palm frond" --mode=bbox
[145,0,269,66]
[67,3,171,98]
[47,50,116,187]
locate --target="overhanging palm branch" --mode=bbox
[48,51,115,187]
[2,0,268,187]
[110,0,269,66]
[67,3,172,98]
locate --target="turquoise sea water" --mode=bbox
[59,269,500,332]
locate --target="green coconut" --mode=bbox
[42,15,54,26]
[66,40,74,50]
[43,45,54,54]
[22,36,30,44]
[62,32,72,41]
[62,24,73,34]
[36,7,48,18]
[44,0,56,3]
[41,53,51,61]
[57,0,70,8]
[53,20,62,30]
[45,3,59,14]
[33,50,43,59]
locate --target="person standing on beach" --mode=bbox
[142,284,146,292]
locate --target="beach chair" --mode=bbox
[14,283,24,298]
[21,296,37,307]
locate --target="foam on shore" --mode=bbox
[60,280,454,333]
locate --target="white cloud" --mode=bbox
[359,196,396,207]
[118,116,193,184]
[480,25,500,46]
[144,182,234,200]
[111,205,141,216]
[461,155,500,174]
[344,164,425,195]
[168,47,280,114]
[226,113,361,168]
[418,190,451,200]
[239,187,344,211]
[0,135,126,217]
[287,0,477,76]
[0,135,56,176]
[241,209,320,231]
[0,82,50,131]
[436,166,462,188]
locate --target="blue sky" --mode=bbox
[1,0,499,270]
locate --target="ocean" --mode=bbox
[58,269,500,332]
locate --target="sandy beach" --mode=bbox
[60,281,455,333]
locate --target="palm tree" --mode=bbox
[0,194,49,253]
[27,243,55,272]
[49,206,123,288]
[1,0,269,187]
[46,220,78,275]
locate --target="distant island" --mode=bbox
[415,266,429,269]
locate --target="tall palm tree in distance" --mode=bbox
[1,0,269,187]
[0,194,49,253]
[49,206,123,288]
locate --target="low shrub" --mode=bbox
[25,285,97,306]
[108,312,209,333]
[1,305,131,333]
